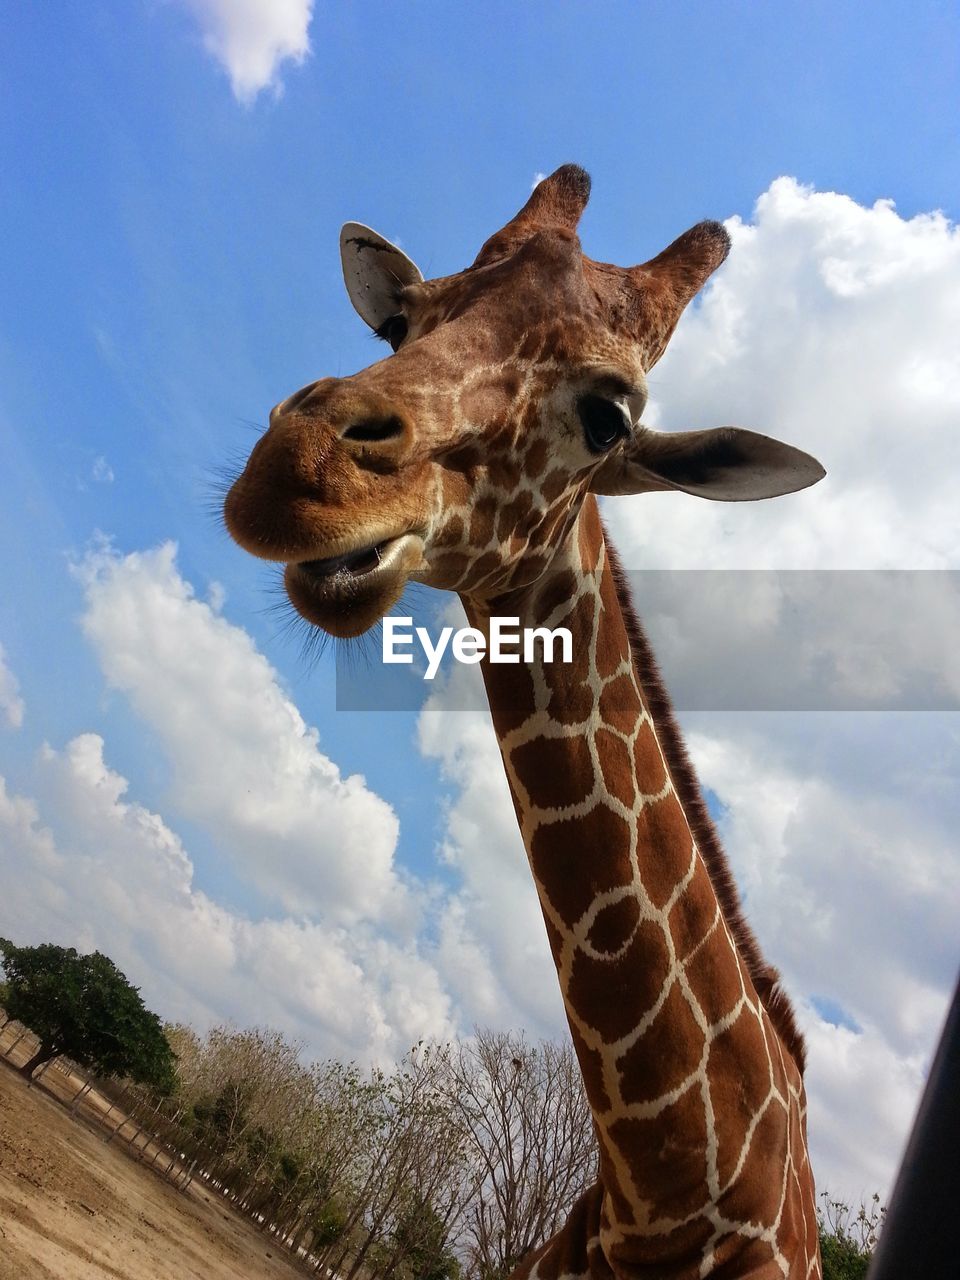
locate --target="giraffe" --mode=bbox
[224,166,826,1279]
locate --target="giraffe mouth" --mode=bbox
[297,539,390,580]
[284,532,425,637]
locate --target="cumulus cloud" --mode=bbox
[617,569,960,711]
[0,734,453,1064]
[686,717,958,1191]
[598,183,960,729]
[179,0,314,102]
[0,543,454,1065]
[76,541,404,926]
[800,1011,928,1203]
[0,643,25,729]
[687,720,960,1047]
[604,178,960,571]
[414,181,960,1203]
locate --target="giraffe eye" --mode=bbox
[578,394,630,454]
[375,314,408,352]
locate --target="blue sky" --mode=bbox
[2,1,959,1203]
[3,0,957,863]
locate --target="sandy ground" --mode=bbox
[0,1059,313,1280]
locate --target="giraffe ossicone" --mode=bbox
[226,165,825,1279]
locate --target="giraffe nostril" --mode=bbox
[341,416,405,444]
[276,380,323,418]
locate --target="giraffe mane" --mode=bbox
[602,525,807,1074]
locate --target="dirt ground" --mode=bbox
[0,1060,312,1280]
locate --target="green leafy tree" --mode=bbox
[391,1197,461,1280]
[818,1192,884,1280]
[310,1199,348,1250]
[819,1232,870,1280]
[0,938,175,1090]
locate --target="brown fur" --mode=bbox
[603,527,806,1073]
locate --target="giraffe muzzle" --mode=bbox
[284,531,426,636]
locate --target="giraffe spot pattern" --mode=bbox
[616,980,708,1108]
[512,734,596,810]
[567,917,672,1043]
[469,505,818,1280]
[609,1085,710,1221]
[683,918,751,1027]
[585,890,641,956]
[530,804,634,927]
[593,727,636,808]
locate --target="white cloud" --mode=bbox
[0,643,25,729]
[0,734,453,1065]
[0,650,25,732]
[800,1010,928,1203]
[621,570,960,713]
[685,717,958,1193]
[601,183,960,721]
[604,178,960,571]
[179,0,314,103]
[601,185,960,1199]
[76,541,405,926]
[686,721,960,1015]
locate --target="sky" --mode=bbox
[2,0,959,1209]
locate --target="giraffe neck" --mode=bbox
[461,495,817,1277]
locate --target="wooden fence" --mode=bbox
[0,1015,344,1274]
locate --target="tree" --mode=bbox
[0,938,175,1090]
[445,1029,597,1279]
[389,1197,461,1280]
[818,1192,884,1280]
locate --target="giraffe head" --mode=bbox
[225,166,824,636]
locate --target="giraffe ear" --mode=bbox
[340,222,424,331]
[589,427,826,501]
